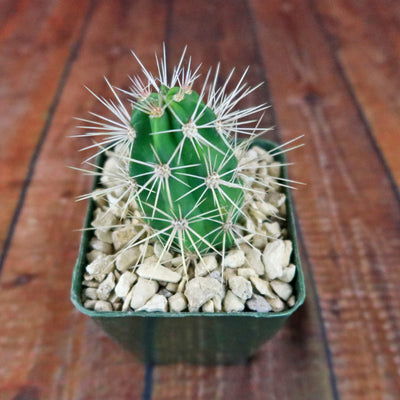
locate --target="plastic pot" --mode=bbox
[71,139,306,364]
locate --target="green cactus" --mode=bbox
[129,84,244,254]
[75,47,299,266]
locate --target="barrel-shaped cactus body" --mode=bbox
[130,86,243,253]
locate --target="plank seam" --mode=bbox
[308,0,400,206]
[246,1,341,399]
[0,0,98,275]
[294,217,341,400]
[142,363,154,400]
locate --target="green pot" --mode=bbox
[71,139,306,364]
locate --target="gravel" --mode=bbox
[81,146,298,313]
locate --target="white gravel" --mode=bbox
[82,147,298,313]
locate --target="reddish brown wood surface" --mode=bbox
[251,0,400,399]
[1,0,400,399]
[0,0,91,249]
[315,0,400,188]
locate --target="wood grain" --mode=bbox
[251,0,400,398]
[151,1,337,398]
[1,0,400,399]
[0,1,167,399]
[0,0,91,250]
[314,0,400,188]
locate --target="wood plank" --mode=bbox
[250,0,400,399]
[313,0,400,188]
[0,0,92,251]
[0,0,19,28]
[0,1,167,399]
[150,1,337,399]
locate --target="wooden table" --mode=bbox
[1,1,399,399]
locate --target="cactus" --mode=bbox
[75,47,302,269]
[129,81,246,254]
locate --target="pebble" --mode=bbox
[109,293,119,304]
[252,145,274,162]
[246,294,272,312]
[256,201,279,217]
[249,202,266,221]
[222,250,245,268]
[202,299,215,312]
[287,295,296,308]
[263,240,285,280]
[237,267,257,279]
[265,191,286,208]
[83,288,98,300]
[94,228,113,244]
[82,280,99,288]
[243,248,264,275]
[177,278,187,293]
[250,276,276,299]
[154,241,174,263]
[137,256,181,283]
[195,255,218,277]
[94,300,113,312]
[267,296,285,312]
[252,234,268,250]
[86,255,114,276]
[115,247,141,271]
[170,256,184,267]
[84,299,97,309]
[229,276,253,301]
[270,280,293,301]
[122,287,135,311]
[263,222,281,239]
[112,224,137,251]
[184,277,221,311]
[86,249,105,263]
[281,264,296,283]
[91,189,108,208]
[100,157,123,188]
[166,282,178,293]
[212,295,222,312]
[159,288,173,298]
[283,240,293,267]
[168,293,187,312]
[96,272,115,300]
[90,237,113,254]
[107,193,131,218]
[130,278,159,310]
[137,294,167,312]
[268,162,281,178]
[223,290,245,312]
[209,269,222,282]
[115,271,137,298]
[139,244,154,258]
[223,268,236,281]
[91,208,118,230]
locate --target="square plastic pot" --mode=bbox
[71,139,306,364]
